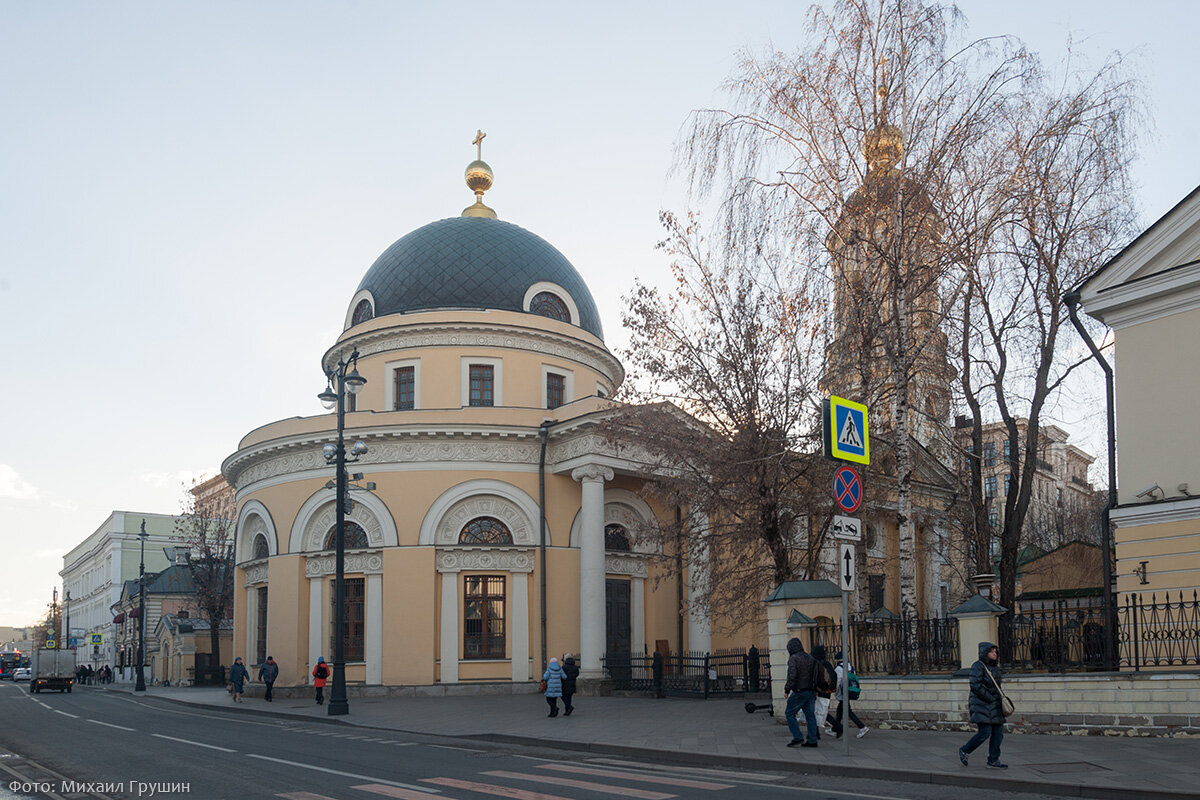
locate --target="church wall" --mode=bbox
[266,555,306,685]
[383,547,434,685]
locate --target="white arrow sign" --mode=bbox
[832,515,862,541]
[839,543,856,592]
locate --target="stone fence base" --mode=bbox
[832,672,1200,737]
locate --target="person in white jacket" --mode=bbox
[834,651,869,738]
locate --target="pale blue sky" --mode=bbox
[0,1,1194,626]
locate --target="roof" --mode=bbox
[355,216,603,339]
[765,580,842,602]
[949,594,1007,615]
[787,610,817,626]
[1016,586,1102,600]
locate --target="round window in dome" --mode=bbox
[324,521,369,550]
[529,291,570,323]
[459,517,513,545]
[352,298,374,326]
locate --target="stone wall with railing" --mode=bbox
[848,671,1200,737]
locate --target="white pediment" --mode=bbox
[1080,186,1200,328]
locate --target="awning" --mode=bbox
[112,613,125,624]
[129,607,141,620]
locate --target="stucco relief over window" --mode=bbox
[434,495,534,547]
[302,501,384,553]
[237,502,277,565]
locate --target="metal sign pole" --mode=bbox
[842,589,850,757]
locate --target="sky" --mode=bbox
[0,1,1194,627]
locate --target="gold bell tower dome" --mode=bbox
[462,129,497,218]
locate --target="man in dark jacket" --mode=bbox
[958,641,1007,769]
[561,655,580,716]
[257,656,279,702]
[783,637,818,747]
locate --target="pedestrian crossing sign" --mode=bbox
[90,633,103,645]
[823,395,870,465]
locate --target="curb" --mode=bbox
[105,689,1193,800]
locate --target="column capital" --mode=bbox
[572,464,614,483]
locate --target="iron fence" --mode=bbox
[807,616,960,675]
[1119,591,1200,670]
[600,647,771,697]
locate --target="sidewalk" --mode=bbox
[105,684,1199,799]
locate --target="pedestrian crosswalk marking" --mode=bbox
[278,793,341,800]
[423,777,569,800]
[535,764,732,791]
[587,759,787,782]
[351,786,442,799]
[482,770,675,799]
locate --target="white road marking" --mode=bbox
[53,710,79,719]
[87,719,135,731]
[151,733,236,752]
[245,754,440,793]
[587,757,787,781]
[426,744,484,752]
[37,702,52,709]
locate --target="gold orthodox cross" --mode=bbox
[473,129,487,160]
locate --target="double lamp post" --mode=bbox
[318,349,368,716]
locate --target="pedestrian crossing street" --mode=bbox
[275,757,780,800]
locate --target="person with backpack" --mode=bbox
[312,656,329,705]
[783,637,819,747]
[834,650,869,737]
[810,645,841,738]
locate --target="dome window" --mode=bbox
[458,516,513,545]
[529,291,570,323]
[352,298,374,326]
[324,521,369,550]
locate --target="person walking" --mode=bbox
[834,651,869,738]
[542,657,565,717]
[312,656,329,705]
[811,645,841,738]
[258,656,279,702]
[783,637,818,748]
[651,650,664,698]
[959,641,1008,769]
[560,655,580,716]
[228,657,249,703]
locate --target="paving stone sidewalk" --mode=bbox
[104,684,1199,799]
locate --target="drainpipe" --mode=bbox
[1064,291,1117,671]
[538,422,550,671]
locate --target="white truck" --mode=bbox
[31,648,75,693]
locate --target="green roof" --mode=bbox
[787,610,817,626]
[949,594,1007,615]
[766,580,841,602]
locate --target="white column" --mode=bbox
[366,573,383,684]
[510,572,530,682]
[308,578,323,674]
[245,587,256,661]
[573,464,613,678]
[687,511,712,654]
[632,577,646,655]
[439,571,459,684]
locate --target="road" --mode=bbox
[0,683,1075,800]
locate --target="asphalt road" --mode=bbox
[0,683,1077,800]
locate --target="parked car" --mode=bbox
[13,667,31,682]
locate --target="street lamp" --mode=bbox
[134,519,149,692]
[63,590,70,652]
[319,348,367,716]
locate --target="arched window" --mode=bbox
[324,521,369,550]
[351,298,374,326]
[458,517,513,545]
[529,291,570,322]
[604,523,631,551]
[252,534,270,560]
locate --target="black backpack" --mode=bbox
[814,660,837,696]
[315,664,328,679]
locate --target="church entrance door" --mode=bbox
[605,579,631,682]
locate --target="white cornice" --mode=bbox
[1080,260,1200,329]
[1110,496,1200,528]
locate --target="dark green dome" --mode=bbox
[356,216,603,340]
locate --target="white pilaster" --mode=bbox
[439,571,459,684]
[366,573,383,684]
[511,572,530,682]
[245,587,256,661]
[573,464,613,678]
[632,577,646,656]
[687,511,712,654]
[308,579,323,673]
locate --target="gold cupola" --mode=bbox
[462,129,497,218]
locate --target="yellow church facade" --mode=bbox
[221,152,720,690]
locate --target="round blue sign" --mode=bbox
[834,466,863,513]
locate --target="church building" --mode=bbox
[222,139,717,690]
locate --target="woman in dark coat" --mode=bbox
[228,657,250,704]
[958,641,1007,769]
[560,655,580,716]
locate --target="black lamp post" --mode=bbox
[134,519,149,692]
[318,348,367,716]
[63,589,70,651]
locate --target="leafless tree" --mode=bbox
[174,478,236,674]
[608,211,832,632]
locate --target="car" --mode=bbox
[13,668,31,682]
